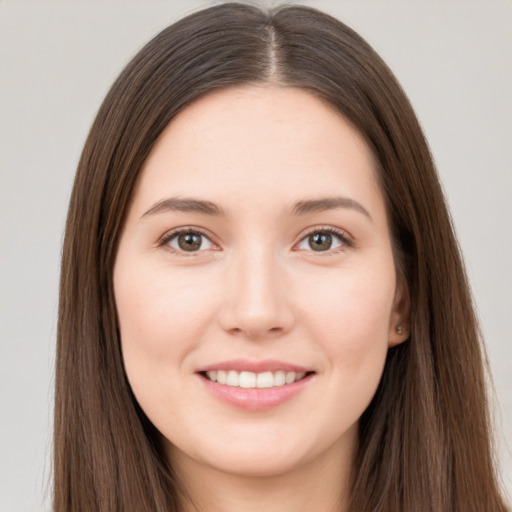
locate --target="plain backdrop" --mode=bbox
[0,1,511,510]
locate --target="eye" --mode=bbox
[164,230,215,253]
[296,228,350,253]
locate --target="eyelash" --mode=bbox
[158,226,353,256]
[158,226,217,256]
[298,226,354,254]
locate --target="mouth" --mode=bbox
[196,361,316,411]
[200,369,314,389]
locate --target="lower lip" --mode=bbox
[199,373,314,411]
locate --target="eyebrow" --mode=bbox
[142,197,225,217]
[141,195,371,220]
[291,197,372,220]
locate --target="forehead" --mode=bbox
[132,85,384,219]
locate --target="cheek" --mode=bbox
[116,263,212,340]
[113,259,225,433]
[300,264,395,345]
[114,262,219,386]
[297,263,395,399]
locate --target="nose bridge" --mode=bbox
[238,246,278,308]
[219,241,294,337]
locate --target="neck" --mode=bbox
[171,434,356,512]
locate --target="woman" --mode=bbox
[53,2,509,511]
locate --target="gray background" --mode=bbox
[1,1,511,510]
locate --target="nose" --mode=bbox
[217,248,296,339]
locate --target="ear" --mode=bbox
[388,275,411,347]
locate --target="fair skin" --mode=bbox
[114,85,409,512]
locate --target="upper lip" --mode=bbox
[196,359,313,374]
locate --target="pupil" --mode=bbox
[309,232,332,251]
[178,233,201,251]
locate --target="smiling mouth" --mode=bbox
[201,370,314,389]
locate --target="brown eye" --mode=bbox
[308,232,333,251]
[178,233,202,251]
[296,229,345,253]
[167,231,214,252]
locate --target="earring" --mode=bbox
[396,326,403,335]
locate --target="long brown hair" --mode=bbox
[54,3,509,511]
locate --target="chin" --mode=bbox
[201,446,310,479]
[164,421,357,480]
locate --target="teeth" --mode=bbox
[216,370,227,384]
[239,371,256,388]
[274,370,286,386]
[256,371,274,388]
[226,370,239,386]
[285,371,296,384]
[205,370,308,388]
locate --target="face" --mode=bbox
[113,85,409,479]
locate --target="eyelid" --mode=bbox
[293,225,354,253]
[157,226,220,255]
